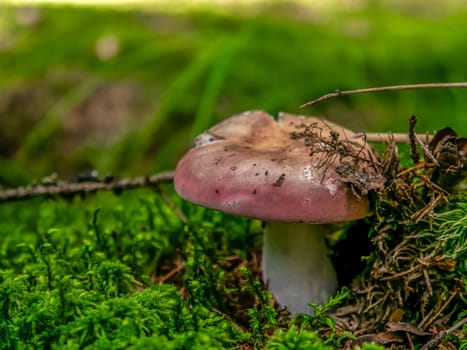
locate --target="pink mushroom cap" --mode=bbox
[174,110,381,223]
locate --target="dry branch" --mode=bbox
[352,132,433,144]
[0,170,175,202]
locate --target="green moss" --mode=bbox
[265,326,332,350]
[0,190,248,349]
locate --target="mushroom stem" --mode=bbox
[263,222,338,314]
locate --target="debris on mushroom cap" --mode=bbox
[174,110,385,223]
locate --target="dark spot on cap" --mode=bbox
[252,189,257,195]
[265,170,269,176]
[230,166,238,171]
[255,172,260,176]
[272,174,286,187]
[253,163,257,166]
[215,189,220,194]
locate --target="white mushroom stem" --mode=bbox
[263,222,338,315]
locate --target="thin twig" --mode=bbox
[397,162,430,177]
[420,316,467,350]
[154,185,188,224]
[0,170,175,202]
[409,115,420,164]
[414,134,439,166]
[379,265,422,281]
[211,307,249,333]
[406,332,415,350]
[422,269,433,297]
[153,260,185,284]
[419,290,458,330]
[300,82,467,108]
[411,194,444,224]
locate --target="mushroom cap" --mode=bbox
[174,110,383,223]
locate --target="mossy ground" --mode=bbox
[0,2,466,349]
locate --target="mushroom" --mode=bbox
[174,110,384,314]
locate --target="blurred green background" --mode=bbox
[1,0,466,187]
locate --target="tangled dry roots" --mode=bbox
[289,119,386,196]
[331,120,467,348]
